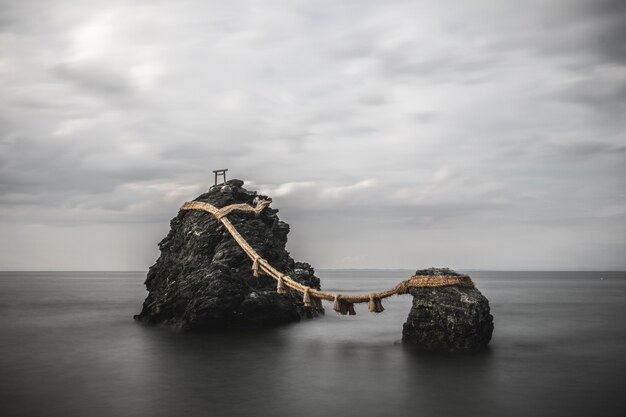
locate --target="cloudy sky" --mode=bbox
[1,0,624,271]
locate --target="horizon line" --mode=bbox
[1,268,625,273]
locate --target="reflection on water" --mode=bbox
[0,270,625,417]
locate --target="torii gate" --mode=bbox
[212,169,228,186]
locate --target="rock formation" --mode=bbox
[134,179,323,330]
[402,268,493,351]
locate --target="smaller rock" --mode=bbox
[225,179,244,188]
[402,267,493,351]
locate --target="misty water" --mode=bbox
[1,270,625,417]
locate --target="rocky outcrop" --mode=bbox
[134,179,323,330]
[402,268,493,351]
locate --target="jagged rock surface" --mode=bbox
[402,268,493,351]
[134,179,323,330]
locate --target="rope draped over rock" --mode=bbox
[180,199,475,315]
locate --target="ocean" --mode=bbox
[0,270,624,417]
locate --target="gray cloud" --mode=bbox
[557,72,626,118]
[0,0,624,270]
[376,49,496,84]
[496,0,626,68]
[412,111,437,124]
[53,62,134,96]
[576,0,626,64]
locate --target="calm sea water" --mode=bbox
[0,270,625,417]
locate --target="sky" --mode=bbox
[0,0,625,271]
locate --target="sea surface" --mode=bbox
[0,270,625,417]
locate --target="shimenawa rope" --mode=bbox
[181,199,474,315]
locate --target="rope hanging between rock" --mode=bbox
[180,199,475,316]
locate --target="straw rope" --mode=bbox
[181,199,474,315]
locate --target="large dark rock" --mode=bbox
[402,268,493,351]
[134,179,323,330]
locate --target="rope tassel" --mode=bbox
[333,295,354,315]
[368,295,384,313]
[333,295,346,315]
[302,288,313,307]
[347,303,356,315]
[312,296,323,309]
[276,276,287,294]
[252,257,260,278]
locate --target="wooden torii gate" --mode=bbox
[212,169,228,186]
